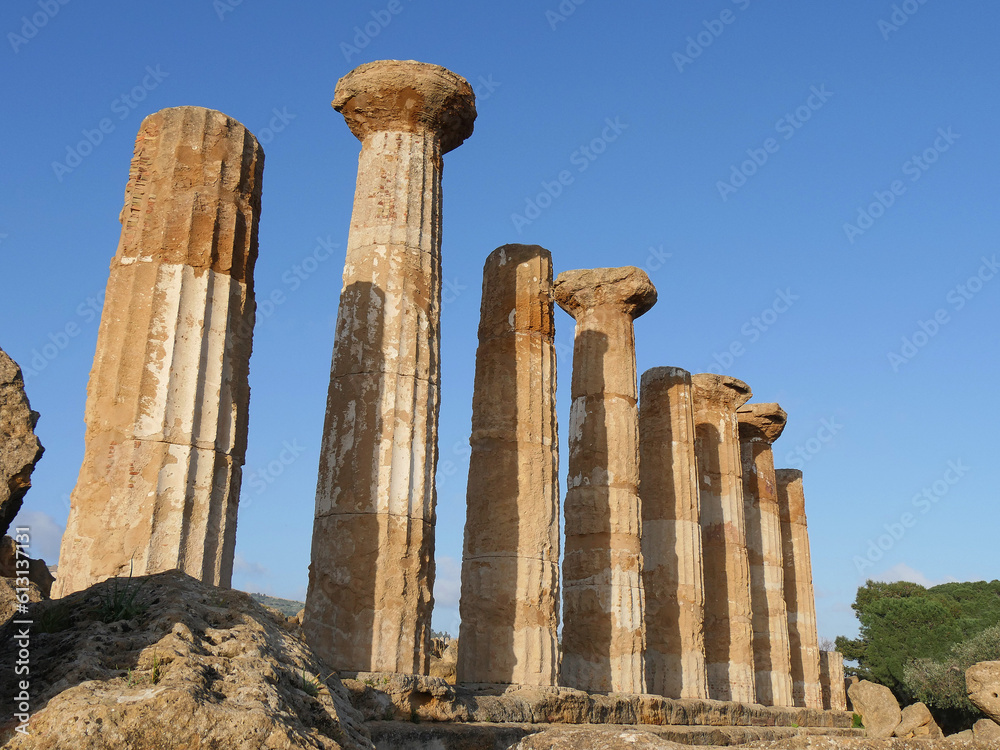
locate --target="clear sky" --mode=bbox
[2,1,998,645]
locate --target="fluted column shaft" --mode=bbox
[457,244,559,686]
[776,468,823,709]
[820,650,847,711]
[54,106,264,598]
[304,61,475,675]
[691,374,755,703]
[738,403,794,707]
[638,366,708,699]
[556,267,656,694]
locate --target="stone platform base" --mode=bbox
[341,672,858,748]
[367,721,865,749]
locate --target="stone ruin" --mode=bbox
[47,58,848,723]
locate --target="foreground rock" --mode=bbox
[741,738,995,749]
[0,348,44,539]
[514,727,690,749]
[966,660,1000,724]
[0,535,54,598]
[847,680,901,739]
[0,570,371,749]
[972,718,1000,742]
[893,701,942,738]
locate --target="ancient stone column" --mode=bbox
[457,244,559,686]
[820,650,847,711]
[556,266,656,694]
[638,366,708,699]
[776,468,823,709]
[303,61,476,675]
[691,373,755,703]
[53,107,263,598]
[738,403,794,707]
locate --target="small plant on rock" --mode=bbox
[97,564,149,623]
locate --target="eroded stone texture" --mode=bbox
[458,245,559,686]
[966,660,1000,724]
[738,403,793,707]
[53,107,263,598]
[691,373,755,704]
[776,468,823,709]
[556,267,656,694]
[820,651,847,712]
[0,348,44,539]
[847,680,901,739]
[304,61,476,675]
[638,366,708,700]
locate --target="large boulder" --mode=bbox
[847,680,901,739]
[967,660,1000,724]
[893,701,942,738]
[0,569,372,749]
[0,348,44,539]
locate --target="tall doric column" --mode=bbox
[776,468,823,709]
[556,267,656,694]
[457,244,559,686]
[54,107,263,598]
[820,650,847,711]
[691,373,755,703]
[638,366,708,699]
[738,403,794,707]
[303,61,476,675]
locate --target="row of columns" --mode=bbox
[50,59,845,712]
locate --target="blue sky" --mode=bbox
[2,1,998,644]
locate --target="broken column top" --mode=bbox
[737,402,788,443]
[641,366,692,388]
[554,266,657,319]
[333,59,476,153]
[691,373,752,409]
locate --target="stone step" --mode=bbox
[366,721,867,749]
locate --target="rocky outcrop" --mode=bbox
[0,347,44,539]
[0,570,372,749]
[967,660,1000,724]
[847,680,901,739]
[892,702,942,738]
[0,535,54,598]
[514,727,691,749]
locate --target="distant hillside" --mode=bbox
[248,592,304,617]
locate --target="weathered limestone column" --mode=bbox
[303,61,476,675]
[53,107,263,598]
[638,366,708,699]
[556,266,656,694]
[820,650,848,711]
[457,245,559,686]
[738,403,794,707]
[691,373,755,703]
[776,468,823,709]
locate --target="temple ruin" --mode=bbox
[51,60,840,723]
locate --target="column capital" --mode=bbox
[641,366,691,390]
[554,266,657,320]
[691,373,752,410]
[333,59,476,153]
[738,402,788,444]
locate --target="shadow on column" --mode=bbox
[563,330,613,691]
[697,421,732,702]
